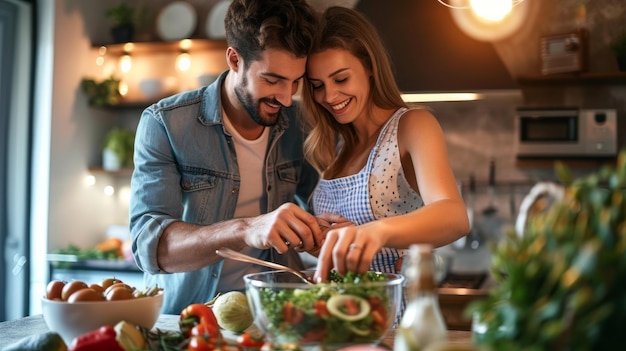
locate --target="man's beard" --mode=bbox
[234,76,282,127]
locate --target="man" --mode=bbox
[129,0,324,314]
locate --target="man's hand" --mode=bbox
[243,203,324,253]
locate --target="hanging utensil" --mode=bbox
[465,173,481,250]
[482,159,498,215]
[215,247,315,285]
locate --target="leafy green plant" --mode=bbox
[106,1,135,27]
[468,149,626,350]
[81,76,121,107]
[103,128,135,168]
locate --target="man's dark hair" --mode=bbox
[224,0,317,67]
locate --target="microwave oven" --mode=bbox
[515,107,618,158]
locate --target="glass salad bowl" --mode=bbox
[244,270,404,350]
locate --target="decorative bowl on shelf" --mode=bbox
[139,78,165,99]
[197,73,218,87]
[244,270,404,350]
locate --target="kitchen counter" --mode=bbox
[0,314,473,349]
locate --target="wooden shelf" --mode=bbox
[105,99,156,110]
[515,157,617,168]
[517,71,626,85]
[88,167,133,176]
[93,38,228,55]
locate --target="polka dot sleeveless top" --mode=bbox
[312,107,424,273]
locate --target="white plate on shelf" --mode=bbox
[206,0,231,39]
[157,1,198,41]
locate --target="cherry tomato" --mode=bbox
[301,326,327,343]
[282,301,304,325]
[371,308,387,329]
[191,323,221,340]
[237,331,265,348]
[187,323,222,351]
[313,300,329,318]
[368,297,387,328]
[188,335,216,351]
[180,303,220,337]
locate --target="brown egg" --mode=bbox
[88,283,106,297]
[61,280,89,301]
[68,288,104,302]
[101,277,123,290]
[45,280,66,300]
[104,282,133,297]
[105,286,134,301]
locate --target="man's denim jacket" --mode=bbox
[129,71,318,313]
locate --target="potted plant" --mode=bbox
[102,128,135,171]
[80,76,121,107]
[468,149,626,350]
[106,1,135,43]
[610,30,626,71]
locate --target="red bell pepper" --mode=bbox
[180,303,221,338]
[69,325,124,351]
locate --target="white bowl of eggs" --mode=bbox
[41,278,163,344]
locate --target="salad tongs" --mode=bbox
[216,247,315,285]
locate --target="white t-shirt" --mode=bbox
[216,112,269,292]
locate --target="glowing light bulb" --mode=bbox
[180,39,192,51]
[470,0,512,22]
[84,175,96,187]
[104,185,115,196]
[176,52,191,72]
[118,80,129,96]
[120,54,132,73]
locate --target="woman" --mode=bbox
[300,7,470,282]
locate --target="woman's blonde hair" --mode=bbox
[300,6,407,176]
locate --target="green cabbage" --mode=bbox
[212,291,253,332]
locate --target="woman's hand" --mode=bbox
[313,224,384,283]
[306,213,353,256]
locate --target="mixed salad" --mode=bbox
[256,271,394,346]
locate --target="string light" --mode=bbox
[104,185,115,196]
[176,52,191,72]
[96,46,106,66]
[438,0,524,22]
[118,80,129,96]
[437,0,524,9]
[120,53,132,73]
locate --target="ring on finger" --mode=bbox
[349,243,362,251]
[284,240,291,247]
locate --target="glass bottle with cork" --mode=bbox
[394,244,447,351]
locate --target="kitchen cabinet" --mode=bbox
[516,71,626,85]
